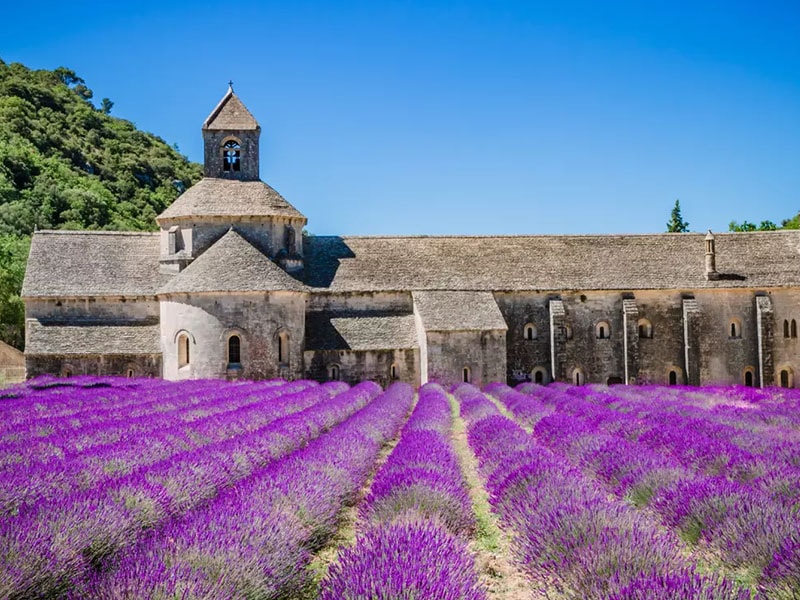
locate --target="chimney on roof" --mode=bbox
[705,230,719,280]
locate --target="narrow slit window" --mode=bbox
[228,335,241,364]
[524,323,537,340]
[463,367,471,383]
[278,332,289,364]
[126,368,135,378]
[329,364,340,381]
[178,333,190,368]
[784,320,790,338]
[638,319,653,339]
[793,320,798,338]
[781,369,791,388]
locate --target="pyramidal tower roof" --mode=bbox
[159,229,307,294]
[202,84,259,131]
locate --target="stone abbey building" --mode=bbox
[21,88,800,388]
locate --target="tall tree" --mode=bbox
[666,199,689,233]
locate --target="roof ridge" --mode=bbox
[202,87,234,129]
[202,88,259,131]
[315,230,800,240]
[33,230,158,236]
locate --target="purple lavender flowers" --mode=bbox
[320,383,486,599]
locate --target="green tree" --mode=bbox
[666,199,689,233]
[0,234,29,348]
[0,60,203,347]
[728,220,779,232]
[781,213,800,230]
[100,97,114,114]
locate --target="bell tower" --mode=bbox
[201,83,260,181]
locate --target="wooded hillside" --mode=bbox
[0,60,202,349]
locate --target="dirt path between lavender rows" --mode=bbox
[448,394,559,600]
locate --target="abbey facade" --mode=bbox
[21,89,800,388]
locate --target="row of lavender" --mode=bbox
[320,383,485,599]
[501,382,799,596]
[76,382,415,599]
[2,379,324,514]
[0,377,387,598]
[456,384,753,599]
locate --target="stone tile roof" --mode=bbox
[305,313,418,351]
[159,229,307,294]
[203,88,259,131]
[413,291,508,332]
[22,231,166,298]
[157,178,306,221]
[303,231,800,292]
[26,320,160,355]
[0,341,23,365]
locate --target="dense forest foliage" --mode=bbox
[0,60,201,349]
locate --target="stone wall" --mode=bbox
[764,289,800,386]
[303,348,419,387]
[308,291,413,313]
[160,217,305,262]
[25,354,161,378]
[495,292,553,384]
[160,291,306,380]
[497,288,794,387]
[25,298,159,322]
[202,129,259,180]
[424,330,506,387]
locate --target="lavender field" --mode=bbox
[1,377,798,599]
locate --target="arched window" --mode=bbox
[779,367,794,389]
[729,319,742,339]
[222,140,241,172]
[390,363,399,380]
[669,370,678,386]
[126,368,135,378]
[62,368,73,378]
[793,320,798,339]
[572,368,585,386]
[178,333,190,368]
[595,321,610,339]
[463,367,471,383]
[784,320,790,338]
[531,366,548,385]
[329,364,340,381]
[638,319,653,339]
[277,331,290,364]
[743,367,755,387]
[524,323,537,341]
[228,335,241,365]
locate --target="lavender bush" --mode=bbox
[320,383,485,599]
[78,382,414,599]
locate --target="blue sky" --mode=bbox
[2,1,799,236]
